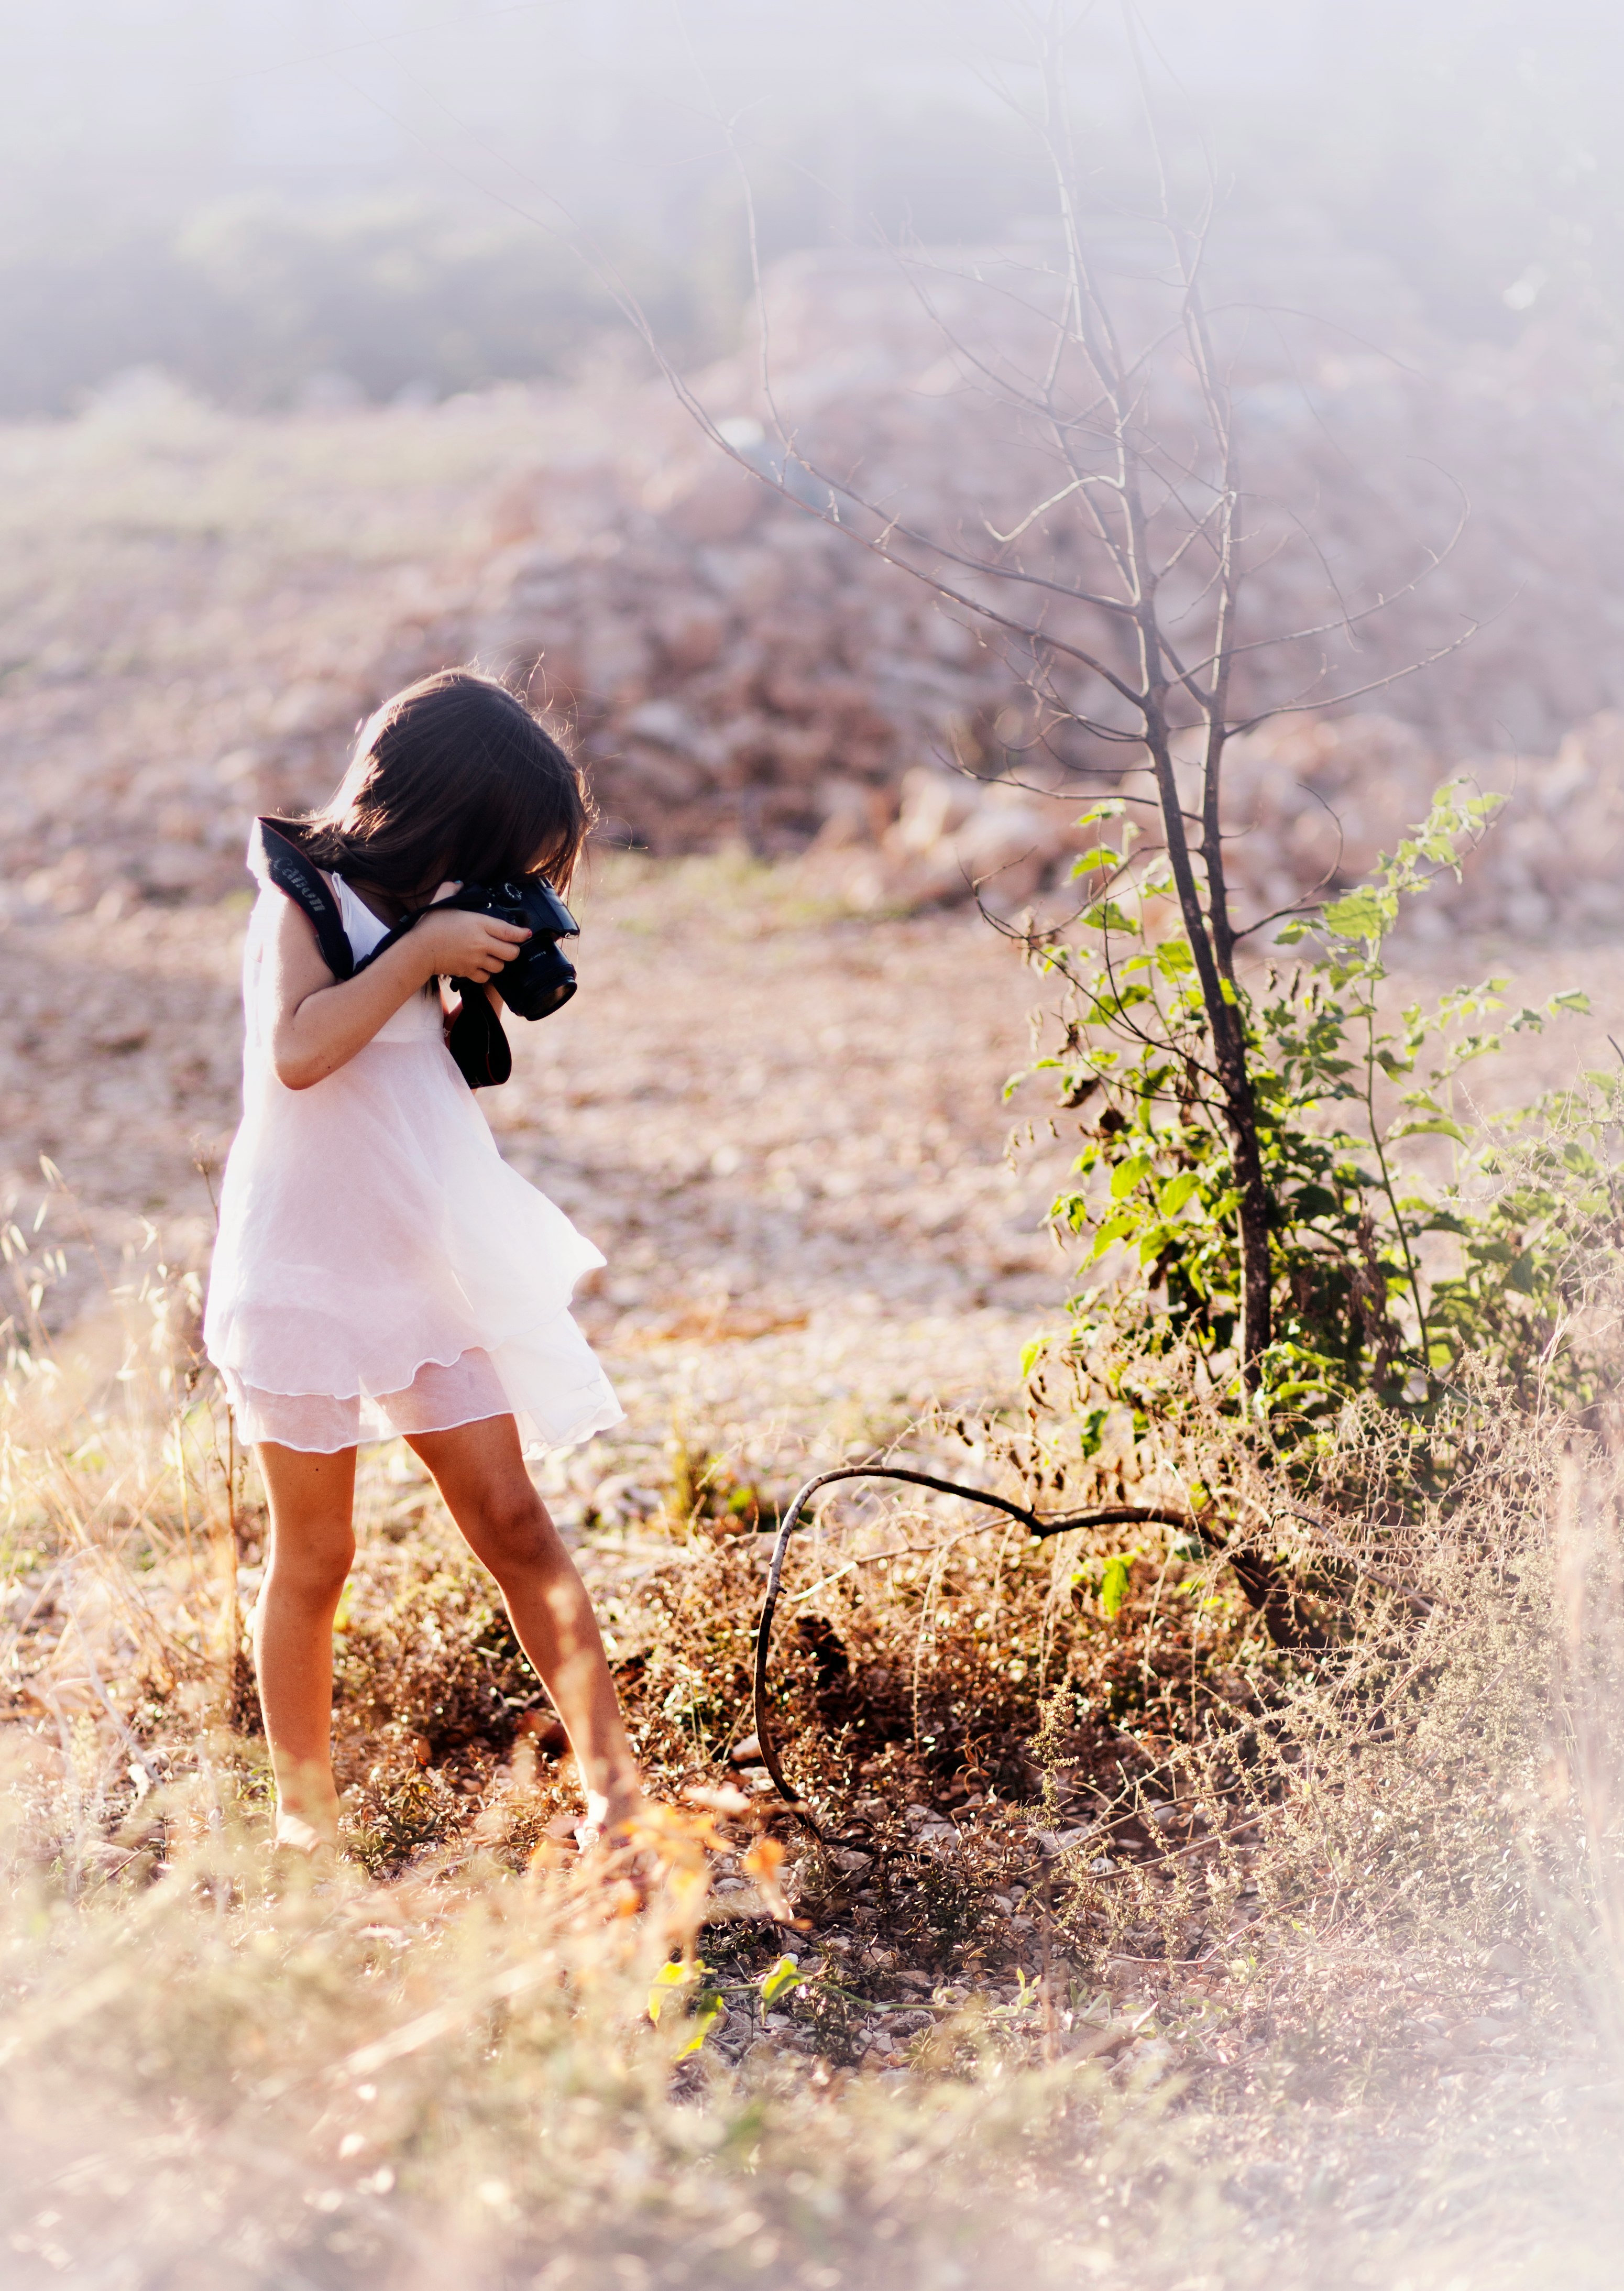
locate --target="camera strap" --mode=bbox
[250,818,363,980]
[249,818,512,1089]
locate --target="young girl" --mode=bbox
[203,667,644,1854]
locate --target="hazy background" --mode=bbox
[5,0,1624,412]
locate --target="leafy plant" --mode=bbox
[759,1953,805,2015]
[1032,779,1617,1448]
[649,1957,726,2056]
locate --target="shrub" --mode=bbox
[1032,784,1619,1454]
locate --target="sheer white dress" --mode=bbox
[203,872,623,1454]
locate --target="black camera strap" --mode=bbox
[249,818,512,1089]
[251,818,363,980]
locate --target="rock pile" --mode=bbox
[469,441,1017,862]
[819,707,1624,940]
[10,232,1619,951]
[1160,708,1623,943]
[449,239,1624,938]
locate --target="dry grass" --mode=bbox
[7,1198,1624,2287]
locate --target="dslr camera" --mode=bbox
[436,873,580,1020]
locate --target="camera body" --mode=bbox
[437,874,580,1021]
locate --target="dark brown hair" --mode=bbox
[291,668,590,903]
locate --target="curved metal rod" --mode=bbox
[750,1465,1193,1836]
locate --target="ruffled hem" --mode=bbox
[205,1281,599,1412]
[203,1040,608,1393]
[220,1334,623,1456]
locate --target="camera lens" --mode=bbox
[503,937,577,1021]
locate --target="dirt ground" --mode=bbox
[0,855,1072,1486]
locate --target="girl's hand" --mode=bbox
[410,908,531,985]
[268,898,528,1090]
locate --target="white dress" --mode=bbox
[203,872,623,1454]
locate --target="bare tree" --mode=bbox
[639,1,1473,1395]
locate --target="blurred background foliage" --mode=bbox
[3,0,1624,414]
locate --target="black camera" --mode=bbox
[436,874,580,1021]
[248,819,580,1090]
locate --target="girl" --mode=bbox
[204,668,644,1855]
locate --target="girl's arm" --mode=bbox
[267,897,531,1090]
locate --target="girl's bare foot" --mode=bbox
[272,1788,340,1855]
[577,1783,649,1853]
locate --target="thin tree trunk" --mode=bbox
[1134,653,1274,1380]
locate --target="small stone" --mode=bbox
[1448,2016,1511,2052]
[1483,1941,1529,1980]
[1115,2036,1177,2084]
[1067,2020,1138,2063]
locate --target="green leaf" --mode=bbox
[1089,1209,1138,1260]
[1079,1405,1111,1460]
[1159,1170,1200,1216]
[1153,937,1195,980]
[1100,1555,1132,1618]
[1083,900,1140,937]
[761,1955,804,2010]
[650,1960,724,2055]
[1137,1222,1178,1267]
[1322,888,1389,942]
[649,1959,700,2023]
[1110,1154,1155,1200]
[1391,1116,1469,1144]
[676,1996,724,2057]
[1551,990,1591,1014]
[1019,1337,1046,1378]
[1286,1183,1339,1221]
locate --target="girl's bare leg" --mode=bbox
[253,1441,357,1849]
[407,1415,644,1837]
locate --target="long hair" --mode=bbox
[291,669,591,902]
